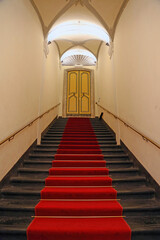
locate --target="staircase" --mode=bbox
[0,117,160,240]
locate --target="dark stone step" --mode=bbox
[28,153,129,159]
[10,177,45,187]
[22,160,133,171]
[16,166,139,178]
[10,175,146,189]
[36,144,121,149]
[42,136,116,140]
[41,140,63,144]
[0,186,155,200]
[18,166,138,174]
[127,216,160,240]
[0,187,41,199]
[103,154,129,160]
[36,144,59,148]
[1,219,160,240]
[32,148,125,155]
[47,131,113,135]
[117,187,155,200]
[45,132,114,136]
[1,198,160,217]
[41,140,117,145]
[23,160,52,168]
[50,126,108,129]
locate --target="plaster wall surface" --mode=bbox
[97,0,160,185]
[0,0,60,181]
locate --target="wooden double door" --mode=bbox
[67,70,91,115]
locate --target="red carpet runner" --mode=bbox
[27,118,131,240]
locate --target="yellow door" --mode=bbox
[67,70,91,115]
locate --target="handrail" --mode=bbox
[0,103,61,146]
[96,103,160,149]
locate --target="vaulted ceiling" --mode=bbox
[30,0,129,58]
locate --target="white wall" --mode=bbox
[96,43,120,136]
[96,0,160,185]
[114,0,160,144]
[40,42,60,114]
[0,0,60,181]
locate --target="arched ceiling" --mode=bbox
[30,0,129,59]
[61,47,97,66]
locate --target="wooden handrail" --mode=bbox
[96,103,160,149]
[0,103,61,146]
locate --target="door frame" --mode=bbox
[62,68,95,118]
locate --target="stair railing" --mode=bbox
[0,103,61,146]
[96,103,160,149]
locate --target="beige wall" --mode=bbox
[96,43,120,137]
[40,42,60,114]
[0,0,60,181]
[96,0,160,185]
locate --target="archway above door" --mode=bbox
[61,47,97,66]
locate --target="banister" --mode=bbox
[0,103,61,146]
[96,103,160,149]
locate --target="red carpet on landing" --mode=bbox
[27,118,131,240]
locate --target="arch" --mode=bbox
[47,20,110,44]
[30,0,130,40]
[61,47,97,66]
[46,0,112,40]
[57,41,100,60]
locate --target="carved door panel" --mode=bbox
[67,71,79,115]
[79,71,91,115]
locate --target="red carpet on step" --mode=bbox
[35,200,123,216]
[59,144,100,149]
[28,217,130,240]
[52,160,106,167]
[54,153,104,160]
[60,141,98,145]
[41,186,117,199]
[49,167,109,175]
[57,149,102,154]
[27,117,131,240]
[45,176,112,186]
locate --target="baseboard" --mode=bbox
[0,115,58,189]
[120,140,160,198]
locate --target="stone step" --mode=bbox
[0,117,159,240]
[10,175,147,189]
[0,199,160,217]
[32,148,125,155]
[28,153,129,160]
[0,186,155,200]
[42,136,116,140]
[1,215,160,240]
[17,166,138,174]
[41,140,117,145]
[36,144,121,149]
[23,159,133,169]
